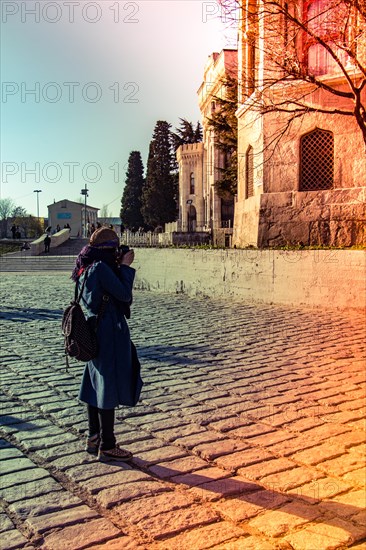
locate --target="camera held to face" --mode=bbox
[116,245,130,262]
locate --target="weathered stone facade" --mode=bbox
[176,50,238,245]
[233,2,366,248]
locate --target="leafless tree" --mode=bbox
[220,0,366,148]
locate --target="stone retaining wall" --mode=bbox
[133,248,365,310]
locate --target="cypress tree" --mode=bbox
[141,121,177,228]
[120,151,145,231]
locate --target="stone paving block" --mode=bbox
[343,467,366,487]
[82,469,153,495]
[189,475,259,502]
[32,441,86,461]
[115,491,197,524]
[259,466,324,492]
[0,408,38,426]
[8,491,84,520]
[148,456,210,479]
[215,447,275,471]
[349,418,366,431]
[135,504,220,540]
[151,520,247,550]
[349,443,366,457]
[86,537,145,549]
[0,528,30,550]
[1,467,50,489]
[290,440,347,465]
[0,477,63,503]
[0,418,51,435]
[208,416,253,433]
[0,446,24,461]
[42,517,121,550]
[46,451,97,470]
[148,423,204,443]
[192,439,249,461]
[0,456,37,474]
[171,466,231,487]
[173,430,227,450]
[284,517,366,550]
[322,409,366,424]
[131,446,188,469]
[65,461,134,482]
[288,476,352,503]
[210,537,276,550]
[96,480,172,509]
[121,437,165,454]
[318,452,366,477]
[352,510,366,527]
[319,489,366,523]
[237,457,297,480]
[11,430,78,451]
[24,505,100,535]
[226,423,276,440]
[248,501,321,537]
[0,513,14,533]
[213,489,290,522]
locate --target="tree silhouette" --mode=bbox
[171,118,203,151]
[141,121,178,228]
[120,151,145,231]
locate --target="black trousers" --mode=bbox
[87,405,116,450]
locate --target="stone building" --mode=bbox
[48,199,98,237]
[234,0,366,248]
[176,49,238,246]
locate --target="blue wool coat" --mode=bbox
[78,261,136,409]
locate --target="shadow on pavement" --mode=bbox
[0,306,62,322]
[123,462,366,538]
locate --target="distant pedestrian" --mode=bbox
[15,227,21,239]
[11,224,16,239]
[44,234,51,253]
[91,223,96,234]
[56,224,61,232]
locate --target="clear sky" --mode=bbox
[1,0,237,217]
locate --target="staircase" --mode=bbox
[0,238,88,272]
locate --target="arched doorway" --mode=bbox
[187,205,197,232]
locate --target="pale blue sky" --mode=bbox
[1,1,237,217]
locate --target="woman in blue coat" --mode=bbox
[71,227,142,462]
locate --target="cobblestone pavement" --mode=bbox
[0,274,365,550]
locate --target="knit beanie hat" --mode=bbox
[89,227,119,249]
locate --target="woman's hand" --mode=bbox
[119,249,134,266]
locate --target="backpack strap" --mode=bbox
[76,265,109,322]
[75,267,90,304]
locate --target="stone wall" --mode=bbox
[133,248,365,310]
[258,188,366,247]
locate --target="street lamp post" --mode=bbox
[33,189,42,234]
[81,184,89,237]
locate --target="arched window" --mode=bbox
[189,172,195,194]
[300,128,334,190]
[245,146,254,198]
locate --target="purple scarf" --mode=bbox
[71,245,118,282]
